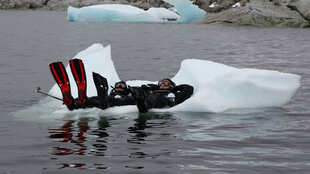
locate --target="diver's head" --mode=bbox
[114,81,127,91]
[158,78,175,90]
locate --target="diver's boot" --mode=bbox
[133,87,150,113]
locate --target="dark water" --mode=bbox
[0,10,310,173]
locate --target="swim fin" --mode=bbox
[49,62,74,108]
[92,72,109,109]
[69,59,87,104]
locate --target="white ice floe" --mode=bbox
[164,0,206,23]
[67,4,179,22]
[47,44,300,113]
[170,59,300,113]
[67,0,206,23]
[146,7,180,21]
[49,44,120,98]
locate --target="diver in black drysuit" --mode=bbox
[67,72,136,110]
[129,78,194,113]
[49,60,192,112]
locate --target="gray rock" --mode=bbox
[193,0,241,13]
[288,0,310,21]
[247,0,287,5]
[0,0,172,10]
[46,0,75,11]
[202,4,309,27]
[138,2,153,10]
[194,0,295,13]
[0,0,47,9]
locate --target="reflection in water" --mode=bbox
[48,117,112,170]
[125,165,144,169]
[59,163,86,170]
[127,113,174,144]
[127,114,148,144]
[89,116,111,156]
[49,117,112,157]
[48,113,177,170]
[49,119,89,156]
[57,163,109,170]
[127,113,176,160]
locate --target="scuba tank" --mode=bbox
[167,93,175,107]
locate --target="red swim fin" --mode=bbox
[49,62,74,106]
[69,59,87,104]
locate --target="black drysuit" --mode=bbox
[67,73,135,110]
[131,84,194,113]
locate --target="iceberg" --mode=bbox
[67,4,178,22]
[67,0,206,23]
[170,59,300,113]
[163,0,206,23]
[49,44,121,98]
[48,44,300,113]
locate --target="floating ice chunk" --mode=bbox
[49,44,300,113]
[87,4,145,14]
[164,0,206,23]
[67,0,205,23]
[170,59,300,113]
[49,44,120,99]
[67,4,178,22]
[146,7,180,21]
[12,43,301,121]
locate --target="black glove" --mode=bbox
[141,85,149,89]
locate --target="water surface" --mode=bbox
[0,10,309,173]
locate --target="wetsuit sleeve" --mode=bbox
[172,84,194,105]
[146,84,159,90]
[108,93,136,107]
[138,84,159,91]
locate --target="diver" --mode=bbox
[129,78,194,113]
[49,59,135,110]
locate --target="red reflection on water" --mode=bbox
[59,163,86,169]
[52,147,73,155]
[49,120,74,142]
[49,120,89,156]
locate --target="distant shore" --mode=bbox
[194,0,310,28]
[0,0,172,11]
[1,0,309,28]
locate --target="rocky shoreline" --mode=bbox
[0,0,172,11]
[1,0,309,28]
[194,0,310,27]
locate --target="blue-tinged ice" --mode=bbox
[67,4,168,22]
[12,43,300,120]
[67,0,206,23]
[164,0,206,23]
[49,44,300,113]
